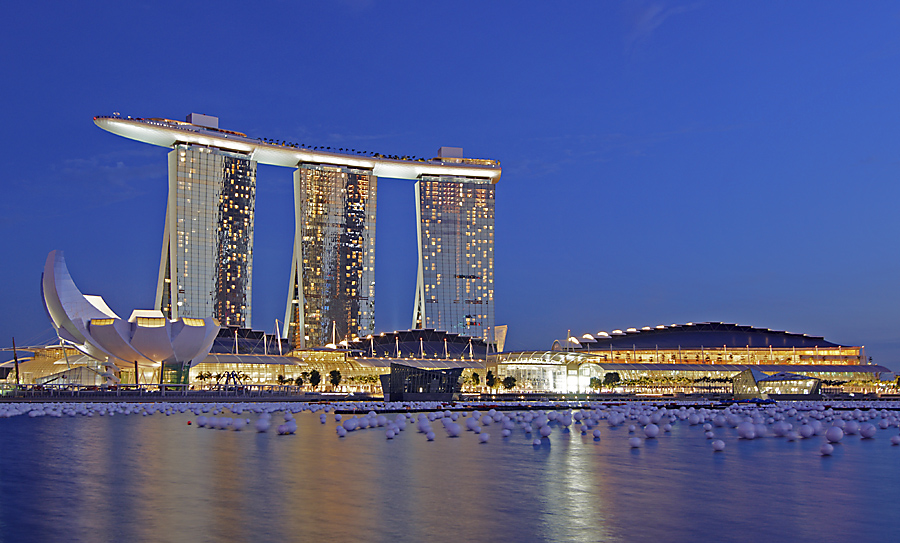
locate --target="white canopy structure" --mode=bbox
[41,250,219,370]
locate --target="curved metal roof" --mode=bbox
[346,329,488,359]
[94,116,501,182]
[577,322,851,350]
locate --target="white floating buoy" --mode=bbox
[592,429,602,439]
[479,433,490,443]
[712,440,725,451]
[890,435,900,446]
[737,422,756,440]
[533,438,542,446]
[628,437,642,448]
[825,427,844,443]
[821,443,834,456]
[860,424,877,439]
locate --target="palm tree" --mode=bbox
[329,369,342,391]
[195,371,212,389]
[309,370,321,391]
[486,370,496,392]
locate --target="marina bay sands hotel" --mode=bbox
[95,113,500,349]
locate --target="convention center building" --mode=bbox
[486,322,891,394]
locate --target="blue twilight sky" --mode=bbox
[1,1,898,368]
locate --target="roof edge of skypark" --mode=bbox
[93,116,501,182]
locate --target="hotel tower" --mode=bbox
[157,128,257,327]
[284,165,377,348]
[412,149,495,342]
[95,114,500,347]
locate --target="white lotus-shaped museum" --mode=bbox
[41,250,219,370]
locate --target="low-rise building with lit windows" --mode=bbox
[489,322,890,394]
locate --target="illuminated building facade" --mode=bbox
[412,148,496,343]
[489,322,882,393]
[156,143,256,327]
[284,164,376,348]
[95,116,502,349]
[566,322,863,365]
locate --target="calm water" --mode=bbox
[1,405,899,542]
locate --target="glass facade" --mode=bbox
[413,176,495,342]
[285,164,376,348]
[567,346,863,365]
[384,362,463,401]
[490,349,872,393]
[157,144,256,327]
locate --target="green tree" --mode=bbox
[589,377,602,390]
[603,372,620,387]
[501,376,517,390]
[294,376,304,387]
[329,369,342,390]
[309,369,321,390]
[276,374,287,386]
[472,372,481,387]
[486,370,496,390]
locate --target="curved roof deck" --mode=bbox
[575,322,852,351]
[94,116,501,182]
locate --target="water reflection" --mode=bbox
[1,411,899,542]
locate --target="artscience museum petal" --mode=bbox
[41,250,219,379]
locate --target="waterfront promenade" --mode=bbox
[0,383,885,404]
